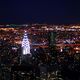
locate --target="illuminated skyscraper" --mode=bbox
[22,31,31,55]
[20,31,31,65]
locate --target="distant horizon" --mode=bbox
[0,19,80,25]
[0,22,80,26]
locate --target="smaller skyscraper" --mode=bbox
[48,31,57,57]
[48,31,57,46]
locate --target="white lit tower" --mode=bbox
[20,31,31,64]
[22,31,31,55]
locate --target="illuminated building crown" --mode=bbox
[22,32,30,55]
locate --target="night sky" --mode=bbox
[0,0,80,24]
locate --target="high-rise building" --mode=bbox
[48,31,57,46]
[22,31,31,55]
[21,31,31,65]
[48,31,57,53]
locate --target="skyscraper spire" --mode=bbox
[22,31,31,55]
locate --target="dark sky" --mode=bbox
[0,0,80,24]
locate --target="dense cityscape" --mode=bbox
[1,24,80,80]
